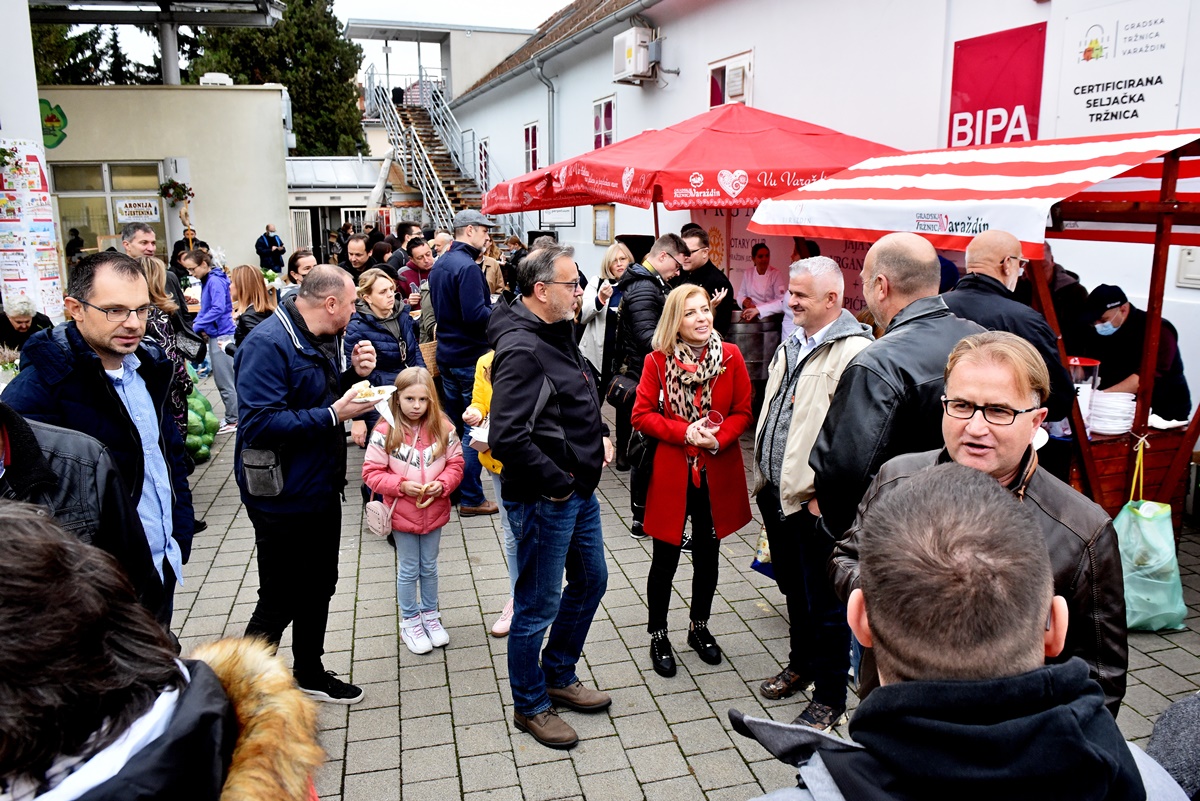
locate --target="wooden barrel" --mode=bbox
[726,318,782,382]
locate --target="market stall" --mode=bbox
[750,128,1200,529]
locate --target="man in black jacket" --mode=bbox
[671,227,738,337]
[613,233,688,535]
[0,401,162,612]
[829,332,1127,714]
[489,244,614,751]
[942,229,1074,422]
[810,232,983,550]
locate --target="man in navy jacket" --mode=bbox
[2,252,194,630]
[428,209,498,515]
[233,264,376,705]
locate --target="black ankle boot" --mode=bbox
[687,620,722,665]
[649,629,676,677]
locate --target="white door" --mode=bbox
[290,209,312,251]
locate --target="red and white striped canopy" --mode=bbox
[749,129,1200,257]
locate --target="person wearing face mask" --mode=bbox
[941,230,1075,423]
[1082,284,1191,421]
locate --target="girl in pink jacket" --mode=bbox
[362,367,464,655]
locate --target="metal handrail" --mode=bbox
[421,67,475,184]
[369,82,454,231]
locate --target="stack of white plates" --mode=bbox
[1090,391,1136,435]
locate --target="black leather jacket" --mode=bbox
[830,448,1128,716]
[810,296,985,541]
[942,273,1075,421]
[0,403,163,611]
[614,262,669,381]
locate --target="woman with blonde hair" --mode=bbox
[138,255,193,439]
[580,241,634,467]
[230,264,276,347]
[345,268,424,449]
[631,284,753,677]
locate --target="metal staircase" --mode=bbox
[365,64,525,241]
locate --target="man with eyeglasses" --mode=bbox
[2,252,195,633]
[489,244,614,750]
[672,225,739,337]
[942,229,1075,424]
[828,331,1127,715]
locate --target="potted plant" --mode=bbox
[159,179,195,207]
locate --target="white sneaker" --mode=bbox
[401,615,433,654]
[421,609,450,648]
[491,597,514,638]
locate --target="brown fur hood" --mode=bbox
[189,638,324,801]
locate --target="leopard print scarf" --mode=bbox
[665,333,724,423]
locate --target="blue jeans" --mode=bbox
[491,472,519,596]
[395,528,442,618]
[505,492,608,716]
[438,362,485,506]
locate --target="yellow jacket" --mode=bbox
[467,351,503,474]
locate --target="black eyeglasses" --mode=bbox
[78,299,153,322]
[542,280,581,292]
[942,397,1040,426]
[1003,255,1031,270]
[669,254,686,271]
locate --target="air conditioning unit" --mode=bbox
[613,27,652,83]
[199,72,233,86]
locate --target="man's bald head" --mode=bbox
[861,233,940,327]
[965,230,1025,291]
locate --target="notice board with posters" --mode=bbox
[0,138,64,322]
[948,23,1046,148]
[1056,0,1190,137]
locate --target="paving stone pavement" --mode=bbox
[179,380,1200,800]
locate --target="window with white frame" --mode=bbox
[708,51,753,109]
[524,123,540,172]
[593,97,615,149]
[50,161,166,256]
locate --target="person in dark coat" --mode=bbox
[255,224,286,270]
[1013,242,1090,352]
[810,232,984,554]
[1,252,195,630]
[344,268,423,447]
[612,233,689,538]
[1081,283,1192,421]
[0,296,53,350]
[170,227,208,280]
[941,229,1075,422]
[0,401,162,612]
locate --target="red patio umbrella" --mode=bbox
[481,103,899,230]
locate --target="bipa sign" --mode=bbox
[950,105,1033,147]
[947,23,1046,148]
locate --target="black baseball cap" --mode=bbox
[1085,284,1128,321]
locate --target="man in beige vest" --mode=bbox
[752,255,874,730]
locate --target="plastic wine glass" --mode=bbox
[703,411,724,431]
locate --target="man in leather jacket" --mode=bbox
[829,332,1127,715]
[810,232,984,547]
[0,401,162,612]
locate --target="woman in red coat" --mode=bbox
[631,285,753,678]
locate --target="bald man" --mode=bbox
[809,232,985,550]
[942,230,1074,422]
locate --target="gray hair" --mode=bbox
[120,222,154,242]
[298,264,352,303]
[4,297,37,318]
[516,245,575,296]
[531,235,557,249]
[789,256,844,293]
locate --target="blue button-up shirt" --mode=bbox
[105,353,182,586]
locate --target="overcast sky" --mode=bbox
[118,0,570,78]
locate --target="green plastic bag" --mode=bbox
[1114,444,1186,631]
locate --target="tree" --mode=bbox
[190,0,364,156]
[30,22,105,85]
[102,26,153,85]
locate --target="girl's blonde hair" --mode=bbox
[138,256,178,314]
[385,367,450,458]
[231,264,275,316]
[652,284,711,355]
[599,242,634,281]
